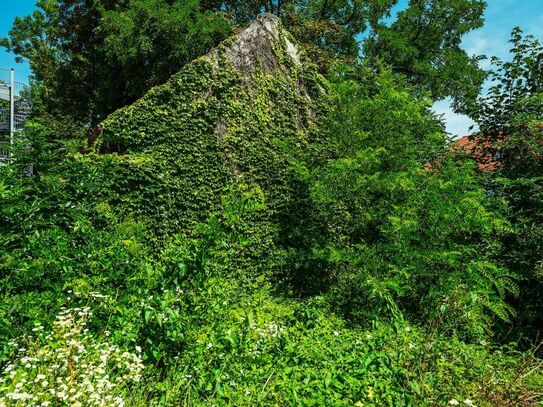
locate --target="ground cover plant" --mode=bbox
[1,2,542,406]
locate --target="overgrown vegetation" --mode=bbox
[1,2,542,406]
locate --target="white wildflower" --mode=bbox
[0,307,144,406]
[7,392,32,400]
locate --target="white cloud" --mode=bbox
[433,99,478,138]
[465,34,489,56]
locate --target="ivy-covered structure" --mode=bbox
[92,13,327,242]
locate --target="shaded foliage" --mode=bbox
[284,65,515,338]
[471,29,543,343]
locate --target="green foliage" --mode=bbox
[98,0,231,117]
[363,0,487,110]
[96,28,327,249]
[294,65,516,337]
[2,165,540,405]
[470,28,543,342]
[2,0,490,123]
[0,0,231,125]
[1,11,542,407]
[471,27,543,134]
[129,302,542,406]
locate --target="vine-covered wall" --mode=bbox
[90,14,328,249]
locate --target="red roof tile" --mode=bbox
[451,135,500,172]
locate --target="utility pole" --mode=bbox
[9,68,14,153]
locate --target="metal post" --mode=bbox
[9,68,14,150]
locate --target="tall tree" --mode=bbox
[363,0,487,110]
[3,0,487,125]
[201,0,398,70]
[471,27,543,136]
[1,0,231,126]
[206,0,488,105]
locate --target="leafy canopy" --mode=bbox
[0,0,231,125]
[2,0,488,124]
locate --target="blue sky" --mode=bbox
[0,0,35,84]
[1,0,542,136]
[435,0,543,136]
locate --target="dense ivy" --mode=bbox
[93,22,328,262]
